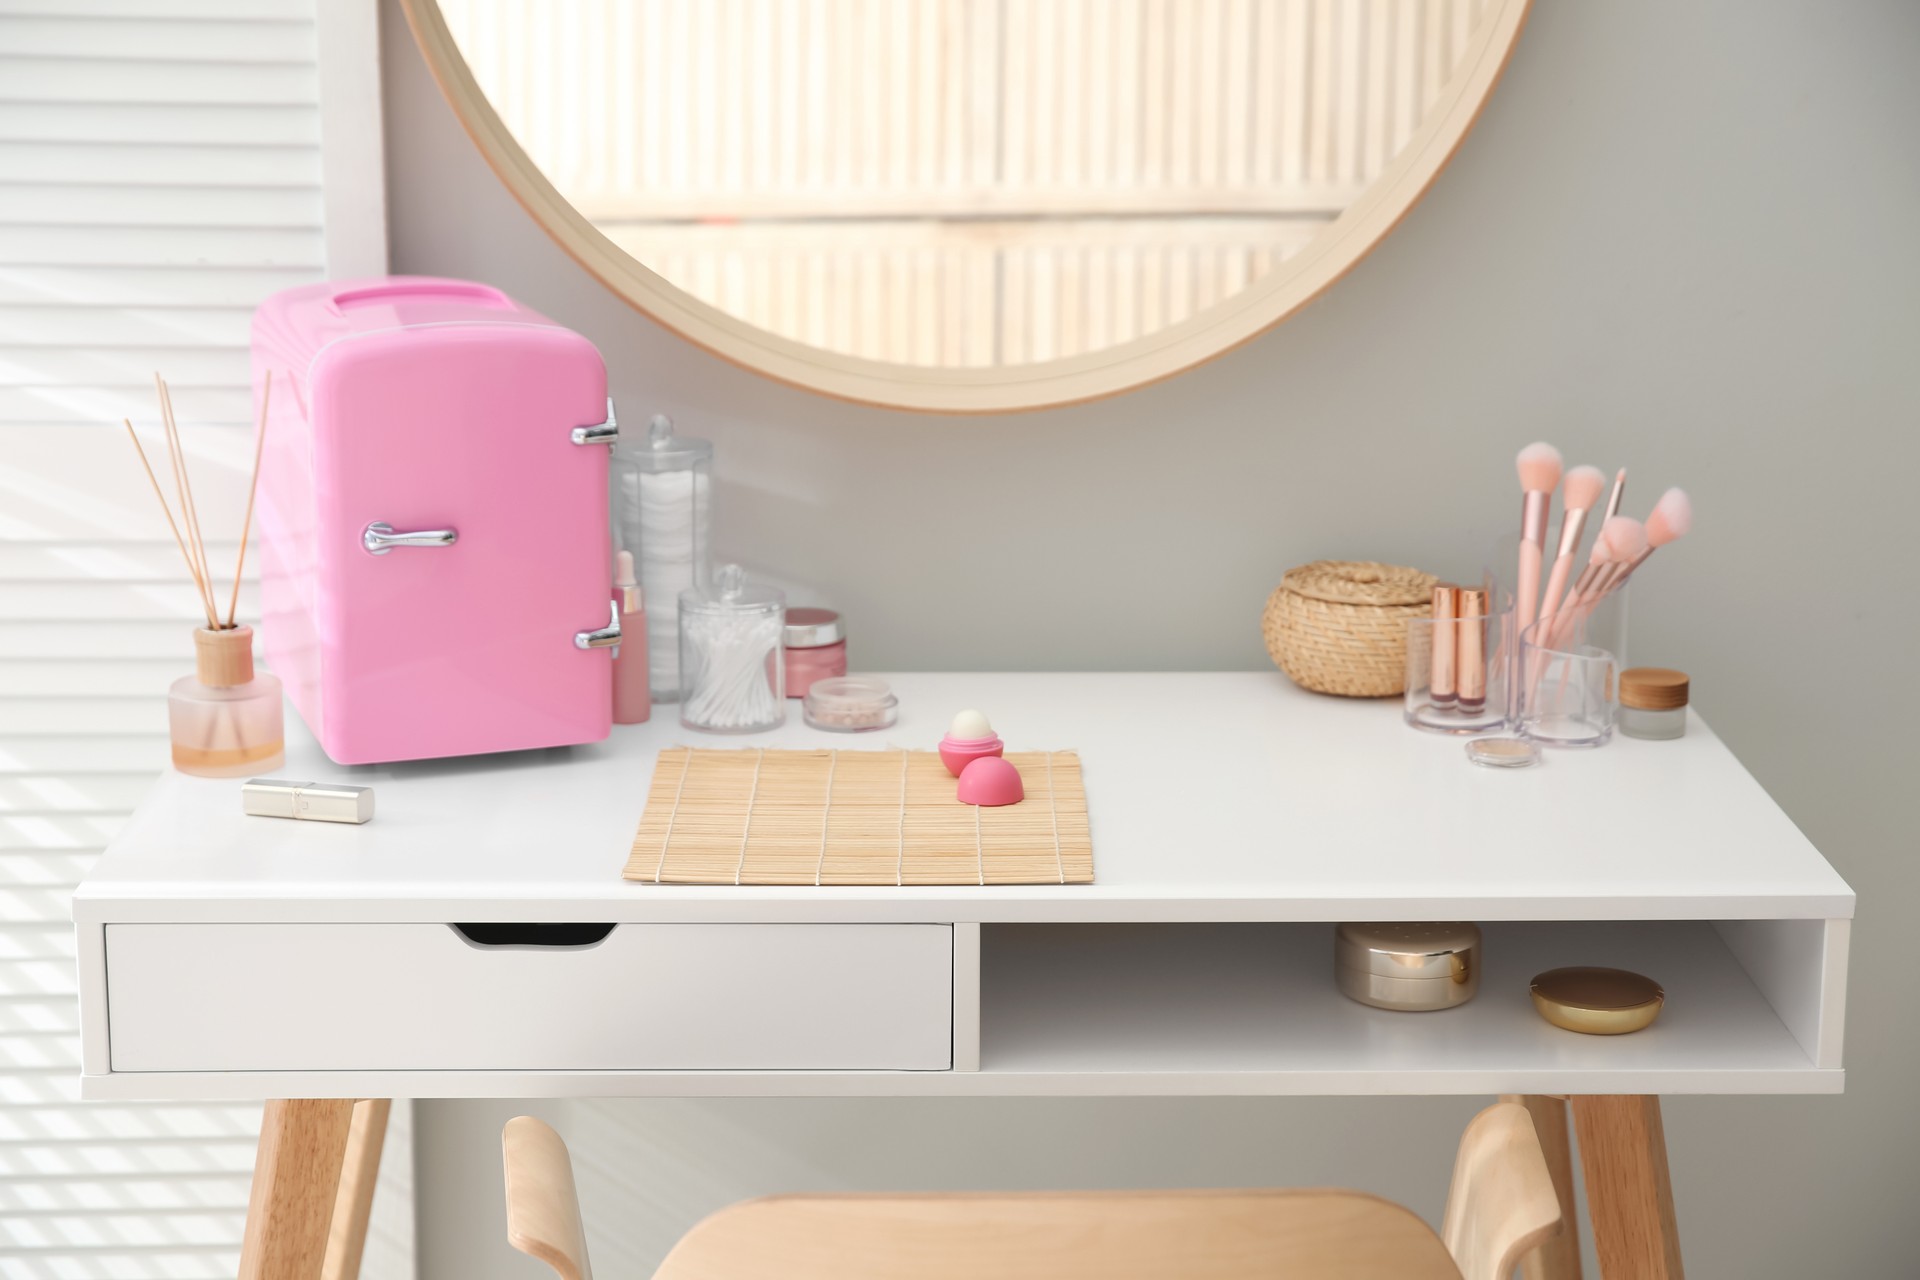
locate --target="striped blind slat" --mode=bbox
[0,5,411,1275]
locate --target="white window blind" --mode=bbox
[0,2,406,1275]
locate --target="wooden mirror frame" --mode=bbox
[400,0,1530,415]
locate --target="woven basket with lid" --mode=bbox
[1262,560,1438,697]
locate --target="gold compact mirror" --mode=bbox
[402,0,1530,412]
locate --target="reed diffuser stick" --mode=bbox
[225,370,272,629]
[121,419,218,629]
[154,374,218,624]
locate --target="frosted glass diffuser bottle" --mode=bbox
[169,625,284,778]
[611,413,712,701]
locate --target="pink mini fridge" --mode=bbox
[251,277,621,764]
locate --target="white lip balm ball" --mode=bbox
[949,709,994,739]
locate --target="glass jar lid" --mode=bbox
[680,563,783,615]
[620,411,713,471]
[783,607,844,648]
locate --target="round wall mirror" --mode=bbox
[401,0,1529,412]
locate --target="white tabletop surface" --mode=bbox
[73,672,1854,925]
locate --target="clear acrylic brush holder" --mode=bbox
[1483,531,1629,727]
[1518,620,1618,748]
[1404,591,1515,735]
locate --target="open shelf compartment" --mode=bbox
[974,920,1845,1095]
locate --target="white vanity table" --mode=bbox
[73,672,1853,1279]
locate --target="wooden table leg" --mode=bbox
[1570,1095,1684,1280]
[1502,1094,1583,1280]
[240,1099,357,1280]
[323,1099,393,1280]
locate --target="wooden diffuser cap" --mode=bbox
[194,626,255,688]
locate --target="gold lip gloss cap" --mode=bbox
[1530,966,1665,1034]
[242,778,374,824]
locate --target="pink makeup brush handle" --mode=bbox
[1535,551,1577,639]
[1516,540,1543,635]
[1552,562,1624,650]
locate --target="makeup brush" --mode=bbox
[1534,464,1606,643]
[1513,443,1563,637]
[1596,488,1691,601]
[1551,516,1646,648]
[1604,467,1627,519]
[1564,468,1628,624]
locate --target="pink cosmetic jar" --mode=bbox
[782,607,846,698]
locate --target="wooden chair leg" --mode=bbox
[240,1099,357,1280]
[323,1099,393,1280]
[1570,1095,1684,1280]
[1501,1094,1583,1280]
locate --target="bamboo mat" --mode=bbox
[626,748,1093,885]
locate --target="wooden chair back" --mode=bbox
[652,1188,1461,1279]
[503,1116,594,1280]
[1442,1101,1564,1280]
[501,1100,1561,1280]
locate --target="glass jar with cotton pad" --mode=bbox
[612,413,712,701]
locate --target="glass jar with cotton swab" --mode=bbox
[611,412,712,702]
[679,564,786,733]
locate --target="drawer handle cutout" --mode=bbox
[451,923,616,950]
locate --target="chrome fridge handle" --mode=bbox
[571,398,619,446]
[574,600,622,650]
[362,522,459,556]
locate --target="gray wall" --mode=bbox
[385,0,1920,1274]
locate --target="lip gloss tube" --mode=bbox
[1456,588,1488,714]
[1430,584,1458,709]
[611,550,651,724]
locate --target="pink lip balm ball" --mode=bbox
[938,708,1005,777]
[957,755,1024,807]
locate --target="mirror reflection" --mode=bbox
[441,1,1495,367]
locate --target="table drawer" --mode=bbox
[105,922,953,1072]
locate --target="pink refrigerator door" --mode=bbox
[312,326,613,763]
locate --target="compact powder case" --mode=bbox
[1530,966,1665,1034]
[1335,921,1481,1012]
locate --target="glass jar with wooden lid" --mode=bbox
[1619,667,1689,740]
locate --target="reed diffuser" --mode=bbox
[124,373,284,778]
